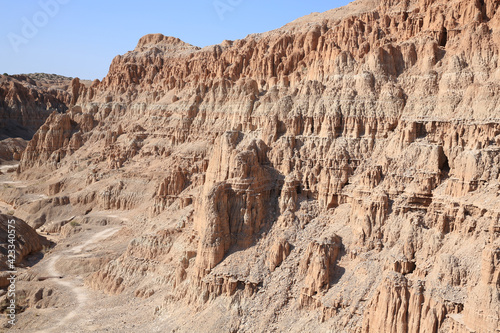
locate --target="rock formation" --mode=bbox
[0,74,72,140]
[5,0,500,332]
[0,214,48,287]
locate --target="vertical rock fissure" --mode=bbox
[438,27,448,47]
[477,0,488,21]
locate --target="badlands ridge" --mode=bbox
[0,0,499,332]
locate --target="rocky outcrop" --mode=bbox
[362,272,455,333]
[0,214,48,287]
[299,236,342,309]
[194,132,277,277]
[459,244,500,333]
[0,74,71,141]
[267,238,291,271]
[19,108,95,172]
[9,0,500,332]
[0,138,26,161]
[152,167,190,214]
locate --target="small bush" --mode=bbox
[70,220,81,227]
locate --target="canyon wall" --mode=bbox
[13,0,500,332]
[0,74,72,140]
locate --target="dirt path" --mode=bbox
[35,227,120,333]
[71,227,121,254]
[0,163,18,172]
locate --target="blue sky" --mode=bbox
[0,0,351,80]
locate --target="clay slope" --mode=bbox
[10,0,500,332]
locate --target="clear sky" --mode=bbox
[0,0,351,80]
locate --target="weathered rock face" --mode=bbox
[152,167,190,214]
[267,238,291,271]
[362,272,454,333]
[0,138,26,161]
[19,108,95,172]
[0,214,48,287]
[12,0,500,332]
[299,236,342,309]
[0,74,71,141]
[0,73,77,167]
[194,133,277,277]
[460,244,500,333]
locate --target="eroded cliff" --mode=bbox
[10,0,500,332]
